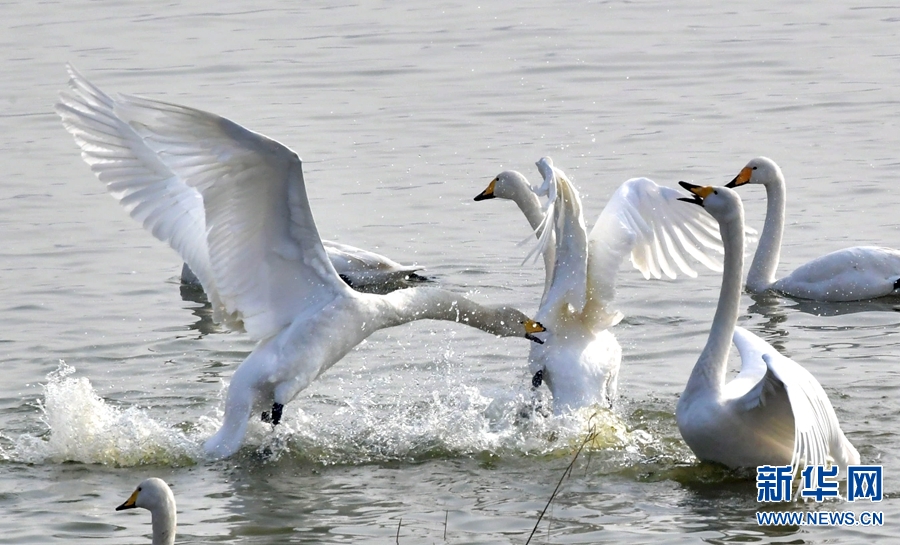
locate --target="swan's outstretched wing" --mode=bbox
[58,66,348,340]
[584,178,724,327]
[530,158,588,315]
[731,326,858,472]
[57,66,217,301]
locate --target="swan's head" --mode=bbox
[678,182,744,224]
[117,478,176,545]
[474,170,530,201]
[524,318,547,344]
[725,156,783,188]
[481,305,547,343]
[116,477,176,514]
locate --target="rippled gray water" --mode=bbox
[1,1,899,543]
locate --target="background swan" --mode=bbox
[727,156,900,301]
[57,66,545,458]
[181,239,426,294]
[676,183,859,473]
[476,158,725,411]
[116,478,176,545]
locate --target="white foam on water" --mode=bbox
[253,380,655,466]
[2,361,661,468]
[1,362,206,466]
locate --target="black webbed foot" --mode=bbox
[261,402,284,425]
[270,402,284,425]
[531,369,543,389]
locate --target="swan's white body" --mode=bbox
[477,159,726,411]
[675,184,859,472]
[181,240,424,293]
[729,156,900,301]
[116,478,176,545]
[58,66,544,458]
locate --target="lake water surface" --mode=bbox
[1,1,899,543]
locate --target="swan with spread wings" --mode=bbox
[58,67,546,458]
[476,158,725,411]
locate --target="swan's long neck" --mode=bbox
[378,287,525,337]
[503,175,556,294]
[746,179,785,292]
[685,209,745,396]
[150,498,176,545]
[508,181,546,233]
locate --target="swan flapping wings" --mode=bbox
[530,158,726,331]
[57,65,347,340]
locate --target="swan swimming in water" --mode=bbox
[476,158,726,411]
[57,66,546,458]
[181,238,426,294]
[726,156,900,301]
[676,182,859,473]
[116,478,176,545]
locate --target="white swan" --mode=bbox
[116,478,176,545]
[181,239,426,293]
[675,183,859,473]
[55,78,425,293]
[476,158,726,411]
[727,156,900,301]
[57,66,546,458]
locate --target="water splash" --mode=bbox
[1,362,204,466]
[1,361,667,469]
[252,383,655,466]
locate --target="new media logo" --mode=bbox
[755,465,884,527]
[757,464,883,503]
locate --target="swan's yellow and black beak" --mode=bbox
[116,488,139,511]
[725,166,752,188]
[523,319,546,344]
[677,181,714,207]
[474,178,497,201]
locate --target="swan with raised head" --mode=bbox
[676,183,859,472]
[57,66,546,458]
[727,156,900,301]
[116,478,176,545]
[476,158,725,411]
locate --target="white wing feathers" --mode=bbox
[56,66,218,306]
[727,326,774,412]
[732,326,856,472]
[532,160,589,314]
[583,178,725,329]
[58,66,347,340]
